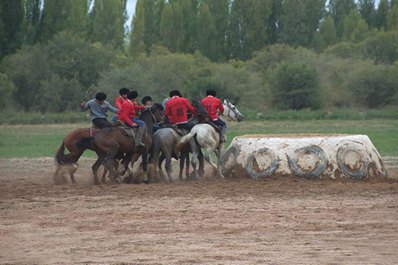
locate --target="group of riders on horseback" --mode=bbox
[80,87,228,146]
[53,87,240,184]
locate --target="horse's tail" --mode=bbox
[176,130,196,151]
[76,136,94,150]
[55,141,69,165]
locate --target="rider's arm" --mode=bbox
[106,102,118,114]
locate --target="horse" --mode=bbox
[147,99,208,182]
[53,127,102,184]
[176,99,243,178]
[148,128,204,182]
[56,103,163,184]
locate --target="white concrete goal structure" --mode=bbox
[221,134,387,180]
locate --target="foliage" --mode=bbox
[270,61,322,110]
[361,31,398,64]
[0,73,16,110]
[1,1,398,116]
[346,63,398,108]
[0,0,24,59]
[1,44,51,111]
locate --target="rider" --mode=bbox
[118,91,146,147]
[115,87,130,109]
[164,90,196,131]
[201,89,227,142]
[141,95,152,107]
[80,92,118,129]
[112,87,129,124]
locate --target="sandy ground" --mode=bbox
[0,157,397,265]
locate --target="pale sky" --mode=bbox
[126,0,137,30]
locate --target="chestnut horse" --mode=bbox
[75,103,164,184]
[54,103,163,184]
[53,127,101,184]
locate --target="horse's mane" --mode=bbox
[140,103,163,115]
[191,98,208,117]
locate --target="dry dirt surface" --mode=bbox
[0,157,398,265]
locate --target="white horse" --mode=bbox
[177,99,243,178]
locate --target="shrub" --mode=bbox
[346,64,398,108]
[270,62,322,110]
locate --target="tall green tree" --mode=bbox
[342,9,369,43]
[91,0,127,50]
[38,0,88,43]
[129,0,165,57]
[357,0,376,28]
[375,0,390,30]
[159,1,184,52]
[229,0,272,60]
[203,0,230,61]
[313,15,337,51]
[196,2,218,61]
[328,0,357,39]
[177,0,198,53]
[24,0,42,45]
[278,0,325,47]
[387,4,398,31]
[0,0,24,58]
[130,0,146,57]
[267,0,282,45]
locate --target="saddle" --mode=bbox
[162,124,187,136]
[206,121,221,133]
[116,121,137,137]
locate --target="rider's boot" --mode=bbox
[220,125,227,143]
[135,126,145,147]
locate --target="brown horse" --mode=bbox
[75,103,164,184]
[54,103,163,185]
[53,127,101,184]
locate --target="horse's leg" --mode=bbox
[70,173,76,184]
[142,153,149,183]
[179,152,185,180]
[189,140,199,179]
[198,149,205,178]
[102,156,118,183]
[204,146,218,169]
[217,145,225,178]
[91,157,103,185]
[158,152,166,180]
[163,150,174,183]
[129,153,142,183]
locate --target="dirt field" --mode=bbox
[0,157,398,265]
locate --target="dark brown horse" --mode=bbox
[76,103,164,184]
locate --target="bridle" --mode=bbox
[148,104,163,123]
[224,99,242,121]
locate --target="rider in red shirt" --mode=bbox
[112,87,129,124]
[165,90,196,131]
[115,87,129,109]
[118,91,146,146]
[201,89,227,142]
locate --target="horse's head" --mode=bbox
[223,99,244,122]
[141,103,164,124]
[150,103,164,123]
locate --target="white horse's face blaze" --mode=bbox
[223,99,244,122]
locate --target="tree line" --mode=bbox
[0,0,397,115]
